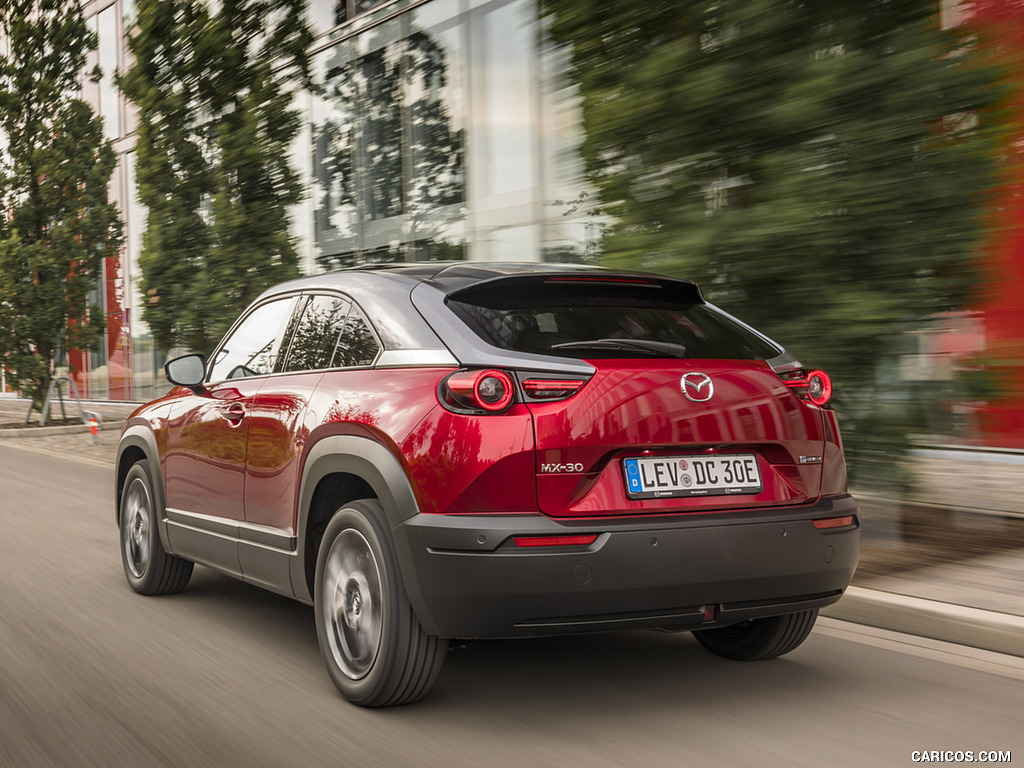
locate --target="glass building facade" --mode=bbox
[63,0,596,403]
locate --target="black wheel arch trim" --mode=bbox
[115,425,173,553]
[292,434,424,604]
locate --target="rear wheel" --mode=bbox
[692,609,818,660]
[119,460,193,595]
[314,499,445,707]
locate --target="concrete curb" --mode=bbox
[0,423,99,438]
[822,586,1024,658]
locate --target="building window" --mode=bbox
[312,3,467,269]
[97,4,120,141]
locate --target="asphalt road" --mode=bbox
[1,441,1022,768]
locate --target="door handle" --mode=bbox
[224,403,246,424]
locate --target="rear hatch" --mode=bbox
[528,358,824,517]
[444,271,826,518]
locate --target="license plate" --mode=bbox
[622,454,762,499]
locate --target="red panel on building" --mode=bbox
[106,250,130,400]
[968,1,1024,447]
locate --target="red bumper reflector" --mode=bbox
[513,534,598,548]
[813,516,854,530]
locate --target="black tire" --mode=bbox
[314,499,445,707]
[692,609,818,661]
[119,460,193,595]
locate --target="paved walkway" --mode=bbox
[833,446,1024,656]
[865,550,1024,616]
[906,447,1024,518]
[0,398,131,467]
[823,551,1024,657]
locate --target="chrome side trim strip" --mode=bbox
[165,508,296,551]
[375,348,458,368]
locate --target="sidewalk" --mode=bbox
[3,397,1023,657]
[823,552,1024,657]
[0,397,135,468]
[827,450,1024,656]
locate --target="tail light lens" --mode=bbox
[806,370,832,405]
[439,369,516,413]
[780,368,833,406]
[439,369,591,413]
[520,378,588,400]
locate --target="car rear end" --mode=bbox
[393,266,859,639]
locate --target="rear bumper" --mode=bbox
[393,494,860,638]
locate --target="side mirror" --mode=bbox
[165,354,208,394]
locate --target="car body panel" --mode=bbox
[163,379,261,522]
[401,403,537,516]
[244,373,324,533]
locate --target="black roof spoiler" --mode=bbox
[442,270,706,309]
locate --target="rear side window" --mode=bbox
[335,311,378,367]
[285,295,352,371]
[447,281,781,360]
[283,293,381,371]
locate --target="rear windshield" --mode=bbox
[447,284,782,360]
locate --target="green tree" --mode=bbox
[120,0,312,353]
[0,0,123,410]
[543,0,1003,485]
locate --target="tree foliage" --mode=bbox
[0,0,122,408]
[120,0,313,353]
[542,0,1004,484]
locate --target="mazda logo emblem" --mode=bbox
[681,372,714,403]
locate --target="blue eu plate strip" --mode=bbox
[623,458,643,494]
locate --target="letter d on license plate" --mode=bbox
[622,454,762,499]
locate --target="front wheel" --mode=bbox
[314,499,445,707]
[692,609,818,661]
[119,460,193,595]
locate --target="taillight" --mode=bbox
[781,368,833,406]
[439,369,591,413]
[439,369,516,413]
[520,378,588,400]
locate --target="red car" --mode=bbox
[116,262,859,706]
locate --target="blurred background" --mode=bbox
[4,8,1024,764]
[3,0,1024,575]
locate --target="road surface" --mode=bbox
[1,441,1020,767]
